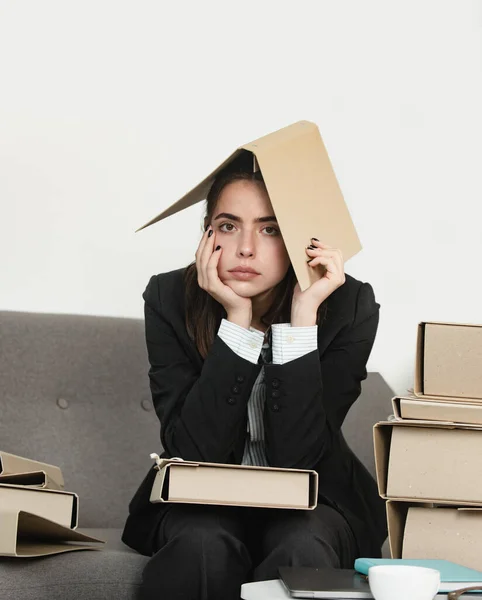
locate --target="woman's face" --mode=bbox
[209,179,291,298]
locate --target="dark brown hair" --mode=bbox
[183,150,327,358]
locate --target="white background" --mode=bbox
[1,0,481,396]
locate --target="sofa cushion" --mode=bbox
[0,310,160,528]
[0,528,148,600]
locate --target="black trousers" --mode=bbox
[140,502,358,600]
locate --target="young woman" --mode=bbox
[122,152,387,600]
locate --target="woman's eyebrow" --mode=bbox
[214,212,278,223]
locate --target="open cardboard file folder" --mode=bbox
[0,451,104,557]
[0,510,103,557]
[149,455,318,510]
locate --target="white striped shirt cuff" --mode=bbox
[218,319,265,364]
[271,323,318,365]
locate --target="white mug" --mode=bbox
[368,565,440,600]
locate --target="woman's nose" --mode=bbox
[237,234,255,258]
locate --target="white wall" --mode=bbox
[1,0,481,397]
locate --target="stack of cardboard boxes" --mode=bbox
[374,321,482,570]
[0,452,103,557]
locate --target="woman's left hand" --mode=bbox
[291,239,346,325]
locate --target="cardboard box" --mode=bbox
[392,395,482,426]
[0,510,104,557]
[0,483,79,528]
[415,322,482,401]
[374,421,482,505]
[136,120,361,292]
[150,457,318,510]
[0,451,64,489]
[387,501,482,571]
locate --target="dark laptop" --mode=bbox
[278,567,373,599]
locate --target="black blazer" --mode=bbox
[122,267,388,557]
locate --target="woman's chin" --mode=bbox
[225,279,263,298]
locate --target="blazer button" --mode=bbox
[271,390,281,399]
[231,385,241,394]
[236,375,245,383]
[272,378,280,388]
[272,404,280,412]
[227,397,237,406]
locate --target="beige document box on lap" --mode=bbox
[149,456,318,510]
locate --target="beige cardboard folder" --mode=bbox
[0,451,64,489]
[374,421,482,505]
[391,395,482,426]
[0,510,104,557]
[149,457,318,510]
[0,471,64,490]
[387,501,482,571]
[0,483,79,528]
[136,120,361,292]
[414,322,482,401]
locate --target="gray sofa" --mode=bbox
[0,310,393,599]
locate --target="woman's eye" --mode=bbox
[220,222,236,232]
[219,223,279,236]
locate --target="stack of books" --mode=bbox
[0,451,104,557]
[373,321,482,571]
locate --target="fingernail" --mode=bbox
[215,245,221,251]
[307,258,313,263]
[208,230,213,237]
[205,224,209,231]
[311,237,319,242]
[307,245,316,249]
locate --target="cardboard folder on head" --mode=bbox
[136,120,361,291]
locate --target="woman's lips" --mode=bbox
[229,270,260,280]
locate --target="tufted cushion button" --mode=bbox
[227,397,236,406]
[236,375,245,383]
[57,398,69,409]
[271,390,281,399]
[141,399,152,411]
[272,404,280,412]
[272,378,280,388]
